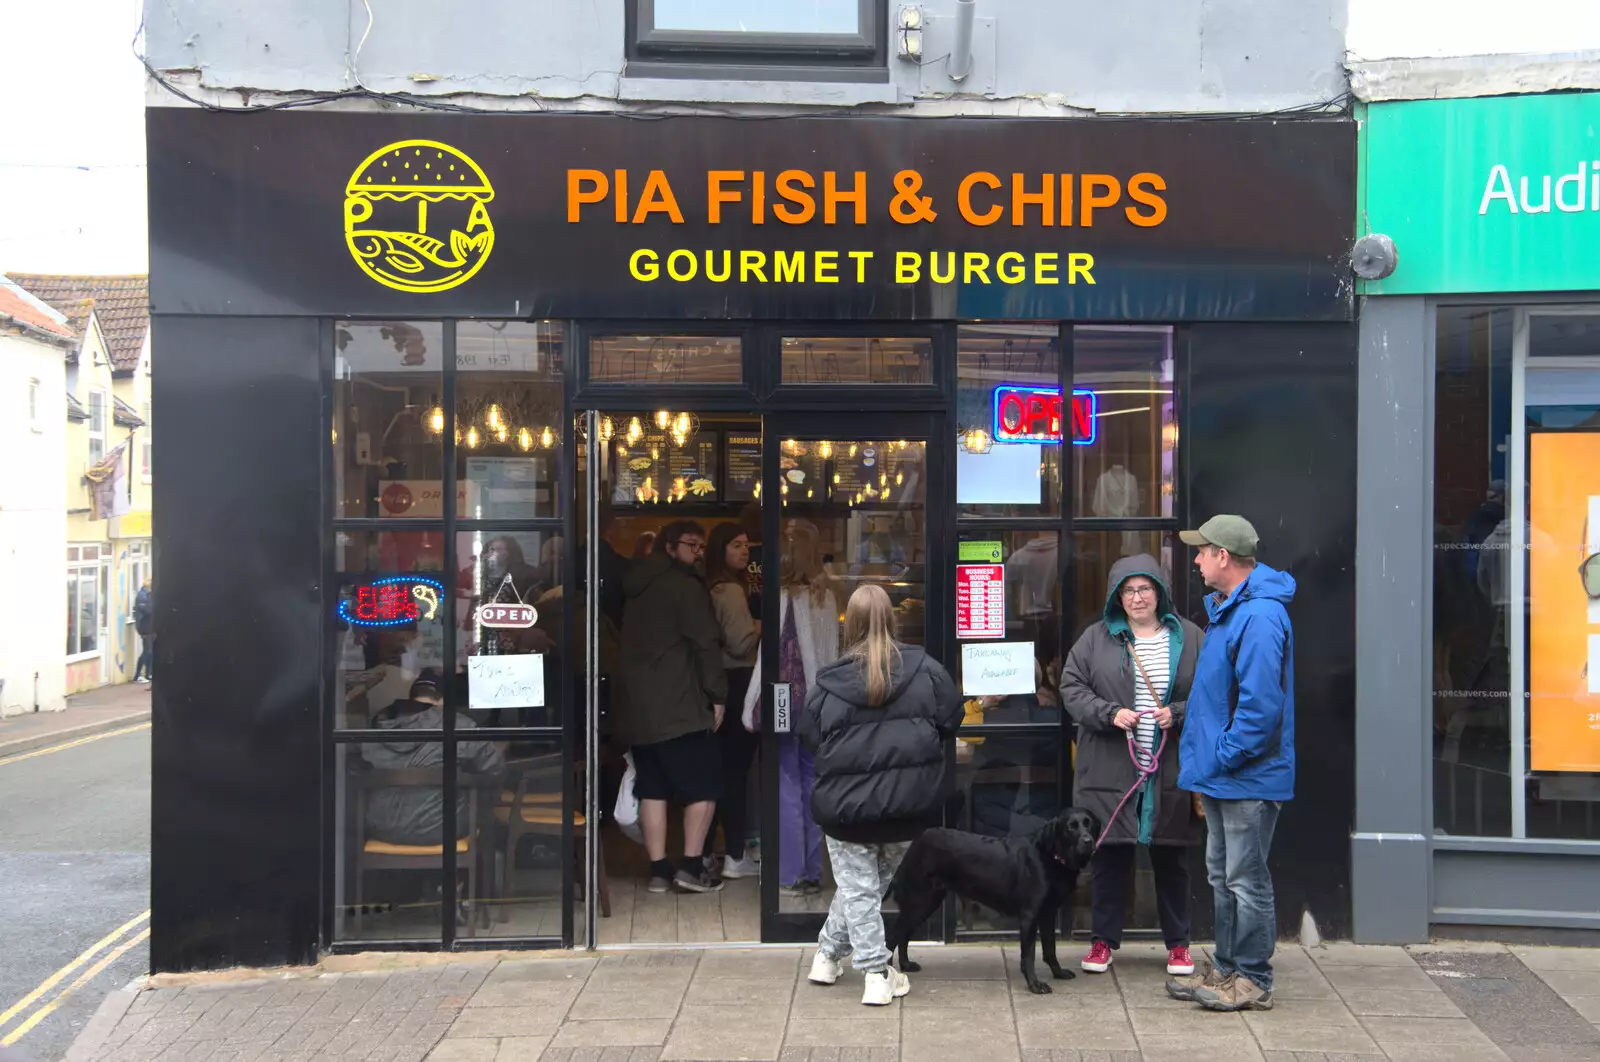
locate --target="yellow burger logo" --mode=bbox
[344,140,495,293]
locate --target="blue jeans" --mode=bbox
[1200,796,1280,991]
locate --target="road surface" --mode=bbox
[0,723,149,1061]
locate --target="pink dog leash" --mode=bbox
[1093,709,1167,851]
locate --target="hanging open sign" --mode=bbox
[478,603,537,629]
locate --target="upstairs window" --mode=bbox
[626,0,886,81]
[88,390,106,464]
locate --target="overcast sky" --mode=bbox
[3,0,1600,276]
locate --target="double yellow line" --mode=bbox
[0,910,151,1047]
[0,722,151,767]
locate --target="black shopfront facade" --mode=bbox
[147,107,1358,971]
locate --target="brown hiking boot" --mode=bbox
[1164,962,1226,1001]
[1193,972,1273,1011]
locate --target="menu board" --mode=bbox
[832,443,898,504]
[726,434,762,502]
[779,448,827,504]
[611,430,720,505]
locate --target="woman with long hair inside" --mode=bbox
[705,521,762,879]
[798,584,963,1006]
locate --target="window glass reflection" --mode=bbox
[956,324,1061,517]
[588,334,741,385]
[955,531,1062,729]
[454,531,563,729]
[333,322,445,519]
[1072,532,1177,643]
[456,321,565,520]
[335,531,448,730]
[1073,327,1176,520]
[780,336,932,385]
[953,729,1065,933]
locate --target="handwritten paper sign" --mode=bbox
[961,642,1036,697]
[467,654,546,711]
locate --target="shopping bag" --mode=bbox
[614,752,643,844]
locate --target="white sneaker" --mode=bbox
[808,951,842,985]
[861,968,910,1006]
[722,855,760,879]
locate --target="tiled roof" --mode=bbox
[0,284,75,341]
[65,392,89,421]
[113,395,145,428]
[10,274,148,372]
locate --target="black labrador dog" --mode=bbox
[887,807,1101,994]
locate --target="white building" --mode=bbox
[0,278,73,716]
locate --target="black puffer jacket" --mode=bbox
[798,644,964,843]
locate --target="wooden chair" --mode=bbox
[496,755,611,920]
[353,767,497,937]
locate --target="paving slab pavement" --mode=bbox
[0,684,151,760]
[62,941,1600,1062]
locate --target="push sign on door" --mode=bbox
[773,683,792,734]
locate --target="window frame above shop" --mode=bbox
[624,0,889,82]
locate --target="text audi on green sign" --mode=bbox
[1361,92,1600,295]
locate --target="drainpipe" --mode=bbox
[948,0,977,82]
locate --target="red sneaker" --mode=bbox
[1081,940,1113,973]
[1167,946,1196,975]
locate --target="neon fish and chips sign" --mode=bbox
[993,387,1098,445]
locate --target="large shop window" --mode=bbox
[67,544,103,657]
[1433,307,1600,841]
[331,320,577,947]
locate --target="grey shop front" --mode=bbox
[146,107,1358,969]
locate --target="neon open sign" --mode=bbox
[339,576,444,628]
[992,387,1098,446]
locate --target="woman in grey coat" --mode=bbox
[1059,554,1203,978]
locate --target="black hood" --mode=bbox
[814,643,930,708]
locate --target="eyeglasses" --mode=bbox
[674,539,706,554]
[1120,586,1157,600]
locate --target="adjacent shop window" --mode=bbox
[88,390,106,464]
[626,0,885,80]
[955,324,1061,517]
[1073,327,1177,520]
[456,321,565,520]
[333,322,445,519]
[333,742,446,943]
[67,544,102,657]
[334,531,447,730]
[1432,307,1600,841]
[587,333,741,386]
[780,336,932,385]
[455,531,564,729]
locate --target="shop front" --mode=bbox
[1354,91,1600,940]
[147,108,1357,969]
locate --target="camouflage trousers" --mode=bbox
[817,837,911,972]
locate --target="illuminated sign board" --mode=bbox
[339,576,444,628]
[993,387,1097,445]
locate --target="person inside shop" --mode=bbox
[743,519,840,897]
[133,577,155,684]
[617,520,728,894]
[706,522,762,881]
[848,520,910,579]
[1059,555,1203,981]
[361,672,506,847]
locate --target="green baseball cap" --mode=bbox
[1179,514,1259,557]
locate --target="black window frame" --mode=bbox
[625,0,889,83]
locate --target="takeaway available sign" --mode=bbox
[1362,91,1600,295]
[147,108,1356,321]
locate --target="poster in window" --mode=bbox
[1528,431,1600,772]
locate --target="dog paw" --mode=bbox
[1051,968,1076,980]
[1027,981,1053,995]
[900,960,922,973]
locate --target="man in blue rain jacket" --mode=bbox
[1168,515,1296,1013]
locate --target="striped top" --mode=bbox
[1129,628,1171,767]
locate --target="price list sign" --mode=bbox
[956,563,1006,640]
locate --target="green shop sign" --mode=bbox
[1361,92,1600,294]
